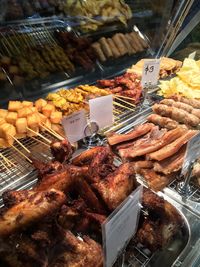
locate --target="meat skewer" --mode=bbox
[172,95,200,109]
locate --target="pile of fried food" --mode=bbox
[46,85,109,115]
[97,72,142,102]
[108,96,200,190]
[0,99,64,148]
[158,58,200,99]
[0,141,184,266]
[127,57,182,79]
[63,0,132,32]
[92,31,148,62]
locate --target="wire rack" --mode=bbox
[168,179,200,202]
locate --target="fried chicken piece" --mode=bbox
[0,189,66,237]
[75,177,107,214]
[88,146,115,183]
[50,231,103,267]
[31,158,63,178]
[93,163,137,210]
[2,190,36,208]
[142,189,165,217]
[51,139,74,163]
[72,146,105,166]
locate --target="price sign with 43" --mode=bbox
[141,59,160,87]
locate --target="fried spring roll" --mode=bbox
[130,32,144,52]
[112,34,127,56]
[92,42,106,62]
[118,33,134,55]
[99,37,113,58]
[125,34,137,53]
[106,38,121,58]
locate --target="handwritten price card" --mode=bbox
[141,59,160,87]
[62,109,87,143]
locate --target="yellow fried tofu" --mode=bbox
[16,118,27,134]
[15,133,26,139]
[38,113,47,124]
[42,104,55,118]
[18,107,33,118]
[0,138,10,148]
[0,123,16,140]
[50,111,62,124]
[0,118,6,125]
[27,114,39,129]
[35,99,47,112]
[0,109,8,118]
[6,112,18,125]
[8,101,23,111]
[22,101,33,108]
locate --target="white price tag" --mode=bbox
[102,186,143,267]
[141,59,160,87]
[62,110,87,143]
[181,132,200,175]
[89,95,113,129]
[188,51,196,59]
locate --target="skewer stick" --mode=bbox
[114,96,136,108]
[40,123,64,141]
[11,145,32,163]
[26,127,51,144]
[0,159,10,172]
[9,135,31,154]
[113,101,135,111]
[0,153,15,167]
[116,95,135,101]
[30,136,50,148]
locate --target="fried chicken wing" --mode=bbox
[50,231,103,267]
[51,139,74,163]
[0,189,66,237]
[93,162,137,210]
[72,146,104,166]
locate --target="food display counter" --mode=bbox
[0,1,200,267]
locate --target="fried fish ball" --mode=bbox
[8,101,23,112]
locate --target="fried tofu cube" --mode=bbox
[51,124,65,137]
[27,114,39,129]
[8,101,22,111]
[16,118,27,134]
[0,118,6,125]
[0,138,10,148]
[18,107,33,118]
[44,119,52,130]
[22,101,33,108]
[42,104,55,118]
[38,113,47,124]
[31,107,37,113]
[6,112,18,125]
[50,111,62,124]
[35,99,47,112]
[15,133,26,139]
[0,123,16,140]
[0,109,8,118]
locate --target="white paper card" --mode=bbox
[181,132,200,175]
[89,95,113,129]
[62,110,87,143]
[102,186,143,267]
[141,59,160,87]
[188,51,196,59]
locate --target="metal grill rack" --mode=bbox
[168,179,200,202]
[125,244,153,267]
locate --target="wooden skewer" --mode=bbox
[0,159,10,172]
[0,153,15,167]
[30,136,50,148]
[116,95,136,101]
[26,127,51,144]
[114,96,136,108]
[11,144,32,163]
[113,101,135,111]
[9,135,31,154]
[40,123,64,141]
